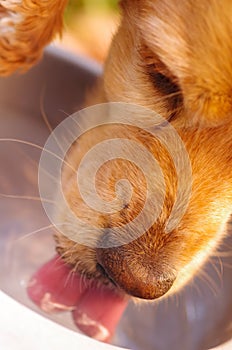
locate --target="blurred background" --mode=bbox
[55,0,120,63]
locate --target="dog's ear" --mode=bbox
[0,0,68,76]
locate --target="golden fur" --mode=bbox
[0,0,67,75]
[1,0,232,300]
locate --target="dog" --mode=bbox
[54,0,232,298]
[1,0,232,344]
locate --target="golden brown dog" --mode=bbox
[53,0,232,302]
[1,0,232,301]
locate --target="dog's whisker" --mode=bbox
[0,138,76,173]
[40,87,53,135]
[58,109,70,118]
[208,257,224,286]
[191,278,202,298]
[7,144,61,187]
[13,224,55,243]
[197,269,220,297]
[0,192,57,205]
[80,269,89,291]
[38,165,62,185]
[14,144,40,167]
[40,89,69,156]
[14,223,68,243]
[218,262,232,269]
[58,246,82,268]
[211,250,232,258]
[63,268,76,289]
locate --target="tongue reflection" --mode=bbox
[27,256,128,342]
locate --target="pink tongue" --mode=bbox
[27,256,83,311]
[73,286,128,342]
[27,255,128,342]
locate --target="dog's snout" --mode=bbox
[96,246,176,300]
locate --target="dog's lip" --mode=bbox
[96,262,119,288]
[27,255,129,342]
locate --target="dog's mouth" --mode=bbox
[27,249,176,342]
[96,262,119,287]
[27,255,129,342]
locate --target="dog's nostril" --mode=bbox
[96,247,176,300]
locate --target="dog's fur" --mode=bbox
[1,0,232,300]
[0,0,67,76]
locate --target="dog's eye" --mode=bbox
[140,44,183,119]
[148,61,183,118]
[144,53,180,96]
[148,70,179,96]
[149,68,183,120]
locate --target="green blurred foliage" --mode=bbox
[65,0,118,20]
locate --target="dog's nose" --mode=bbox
[96,246,176,300]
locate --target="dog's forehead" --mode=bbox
[134,0,232,50]
[121,1,232,62]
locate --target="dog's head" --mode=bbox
[54,0,232,301]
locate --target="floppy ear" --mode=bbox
[0,0,68,76]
